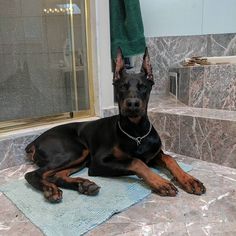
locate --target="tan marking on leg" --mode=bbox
[41,148,91,200]
[128,159,178,196]
[54,168,86,183]
[160,153,206,195]
[42,180,58,193]
[42,149,90,179]
[160,154,186,179]
[41,180,62,202]
[67,149,90,167]
[54,167,100,195]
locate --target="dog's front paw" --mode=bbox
[175,174,206,195]
[78,180,100,196]
[43,187,63,203]
[150,177,178,197]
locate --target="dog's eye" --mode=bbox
[138,84,147,91]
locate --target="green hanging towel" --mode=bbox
[109,0,146,58]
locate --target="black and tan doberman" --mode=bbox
[25,48,206,203]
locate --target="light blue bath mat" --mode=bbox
[0,163,192,236]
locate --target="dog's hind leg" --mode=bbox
[25,168,63,203]
[25,148,94,202]
[48,167,100,196]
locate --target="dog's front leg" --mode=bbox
[153,152,206,195]
[127,158,178,196]
[90,153,178,196]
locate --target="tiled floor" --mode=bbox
[0,153,236,236]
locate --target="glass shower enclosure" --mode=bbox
[0,0,93,131]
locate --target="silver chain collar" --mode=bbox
[117,121,153,146]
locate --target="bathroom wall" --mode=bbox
[134,33,236,95]
[140,0,236,37]
[135,0,236,95]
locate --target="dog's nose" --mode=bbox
[126,99,140,109]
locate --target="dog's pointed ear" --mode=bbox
[113,47,124,81]
[141,47,154,82]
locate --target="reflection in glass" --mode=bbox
[0,0,90,122]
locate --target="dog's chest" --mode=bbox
[119,133,162,163]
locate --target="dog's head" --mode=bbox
[113,47,154,123]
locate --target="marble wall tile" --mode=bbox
[136,33,236,96]
[208,33,236,56]
[149,112,180,154]
[179,116,236,168]
[205,120,236,168]
[143,35,208,95]
[203,64,236,111]
[222,64,236,111]
[178,67,190,105]
[189,66,205,108]
[0,134,39,170]
[179,116,202,160]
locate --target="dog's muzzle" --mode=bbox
[121,98,145,117]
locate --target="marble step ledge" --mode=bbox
[169,63,236,111]
[148,107,236,169]
[1,107,235,171]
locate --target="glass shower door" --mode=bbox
[0,0,92,129]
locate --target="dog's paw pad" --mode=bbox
[78,181,100,196]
